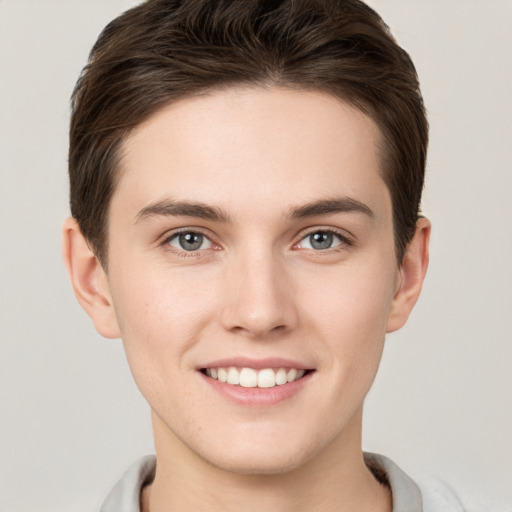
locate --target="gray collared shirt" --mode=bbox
[100,452,464,512]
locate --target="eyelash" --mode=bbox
[296,227,353,252]
[160,227,353,257]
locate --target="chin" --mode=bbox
[191,430,324,476]
[204,448,311,476]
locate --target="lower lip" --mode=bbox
[199,371,313,406]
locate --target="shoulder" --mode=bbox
[100,455,156,512]
[416,477,470,512]
[415,474,504,512]
[365,452,495,512]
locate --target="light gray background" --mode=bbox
[1,1,511,511]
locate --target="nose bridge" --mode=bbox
[221,243,296,337]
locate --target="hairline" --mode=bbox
[96,84,397,270]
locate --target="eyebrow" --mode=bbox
[135,196,374,224]
[288,197,374,220]
[135,199,231,223]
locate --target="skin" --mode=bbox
[63,87,430,512]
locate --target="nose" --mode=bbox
[220,249,298,339]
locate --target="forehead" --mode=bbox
[115,86,389,220]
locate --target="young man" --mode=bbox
[62,1,460,510]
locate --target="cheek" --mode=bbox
[112,257,216,337]
[298,261,396,377]
[108,264,218,395]
[301,261,395,334]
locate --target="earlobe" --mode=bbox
[386,217,431,333]
[62,217,121,339]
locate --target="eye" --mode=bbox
[298,230,345,250]
[167,231,213,252]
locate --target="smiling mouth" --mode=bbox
[201,367,312,388]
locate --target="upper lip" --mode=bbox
[198,357,313,371]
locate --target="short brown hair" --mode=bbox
[69,0,428,266]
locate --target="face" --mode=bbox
[104,87,402,474]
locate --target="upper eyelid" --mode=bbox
[161,226,215,243]
[297,226,353,242]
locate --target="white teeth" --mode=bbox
[217,368,227,383]
[257,368,276,388]
[205,367,307,388]
[227,367,240,385]
[275,368,287,386]
[286,368,297,383]
[239,368,257,388]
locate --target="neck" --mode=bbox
[142,409,391,512]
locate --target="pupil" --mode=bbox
[179,232,203,251]
[311,232,332,250]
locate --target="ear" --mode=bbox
[386,217,431,333]
[62,217,121,339]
